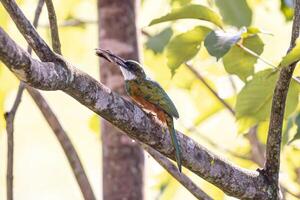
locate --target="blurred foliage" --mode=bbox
[149,4,223,28]
[204,28,245,60]
[166,26,211,75]
[89,114,100,136]
[280,38,300,67]
[223,35,264,81]
[215,0,252,28]
[1,0,300,199]
[281,0,295,21]
[145,27,174,54]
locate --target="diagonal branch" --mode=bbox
[264,0,300,198]
[0,27,270,199]
[143,144,213,200]
[21,1,96,199]
[44,0,61,54]
[27,0,44,54]
[1,0,55,61]
[4,83,25,200]
[26,87,96,200]
[185,63,235,115]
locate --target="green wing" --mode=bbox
[137,79,179,118]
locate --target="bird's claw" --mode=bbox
[146,112,156,120]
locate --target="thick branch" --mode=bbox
[264,0,300,197]
[0,27,270,199]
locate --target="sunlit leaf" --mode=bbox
[223,35,264,81]
[204,28,246,60]
[170,0,192,6]
[280,0,294,21]
[280,38,300,67]
[166,26,211,75]
[215,0,252,28]
[145,27,173,54]
[244,26,273,37]
[149,4,223,28]
[236,69,299,123]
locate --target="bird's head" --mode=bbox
[96,48,146,80]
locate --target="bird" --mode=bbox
[96,48,182,172]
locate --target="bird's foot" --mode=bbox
[146,112,156,120]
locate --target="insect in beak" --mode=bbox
[95,48,128,69]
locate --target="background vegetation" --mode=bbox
[1,0,300,199]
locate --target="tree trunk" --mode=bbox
[97,1,144,200]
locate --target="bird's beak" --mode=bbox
[95,48,128,69]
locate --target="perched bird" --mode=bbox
[96,48,182,172]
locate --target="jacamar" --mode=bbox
[96,48,182,172]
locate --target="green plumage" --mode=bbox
[125,79,182,172]
[95,49,182,172]
[125,79,179,118]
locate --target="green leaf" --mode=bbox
[215,0,252,28]
[149,4,223,28]
[170,0,192,6]
[236,69,299,123]
[289,113,300,144]
[244,26,273,36]
[279,38,300,67]
[280,0,294,21]
[145,27,173,54]
[223,35,264,81]
[166,26,211,75]
[204,28,246,60]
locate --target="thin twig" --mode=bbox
[228,76,237,94]
[186,126,250,160]
[237,43,277,68]
[45,0,61,54]
[4,83,25,200]
[26,87,96,200]
[27,0,44,54]
[24,1,96,199]
[185,63,235,115]
[264,0,300,198]
[143,144,213,200]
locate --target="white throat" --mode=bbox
[120,67,137,80]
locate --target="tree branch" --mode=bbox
[4,83,25,200]
[264,0,300,198]
[185,63,235,115]
[21,1,96,199]
[0,0,55,61]
[44,0,61,54]
[0,27,271,199]
[27,0,44,54]
[143,145,213,200]
[26,87,96,200]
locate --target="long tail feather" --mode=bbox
[166,116,182,172]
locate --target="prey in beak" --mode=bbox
[95,48,128,69]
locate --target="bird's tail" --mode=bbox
[166,116,182,172]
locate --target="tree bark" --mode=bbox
[97,1,144,200]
